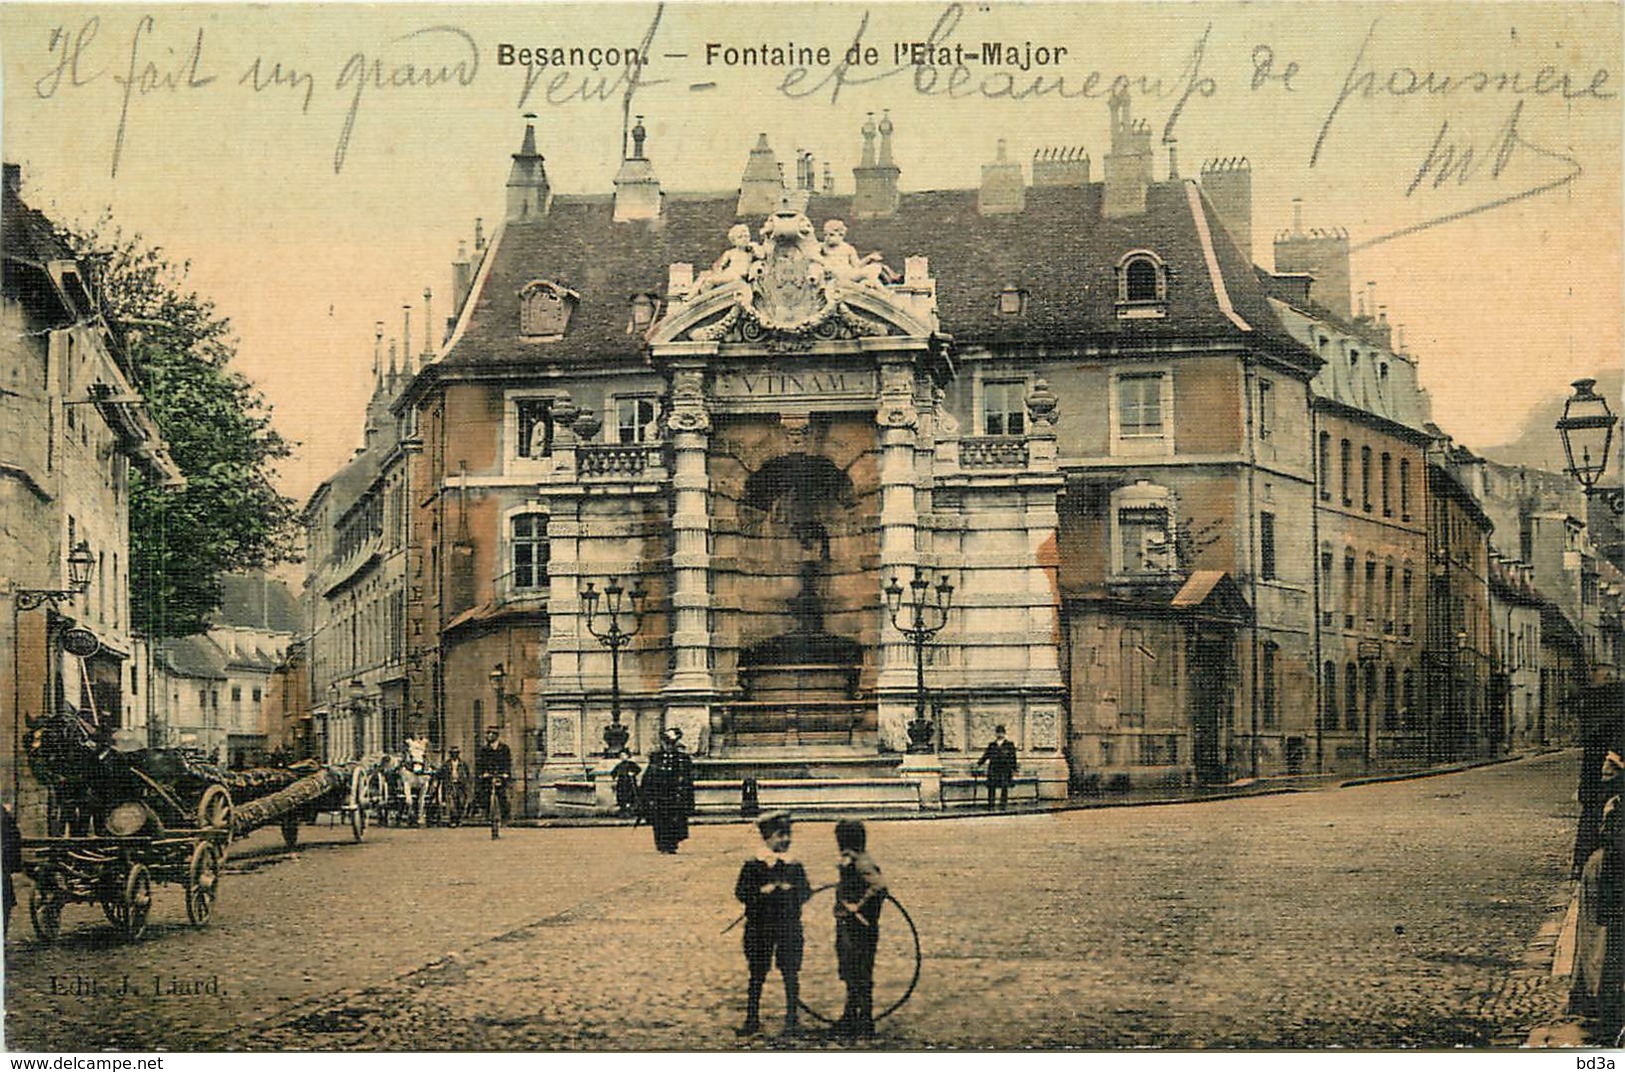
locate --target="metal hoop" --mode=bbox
[793,884,922,1026]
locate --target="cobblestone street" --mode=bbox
[3,752,1580,1051]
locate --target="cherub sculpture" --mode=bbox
[819,220,894,290]
[694,223,761,295]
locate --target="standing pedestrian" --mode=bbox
[734,810,811,1038]
[831,818,886,1039]
[641,727,695,853]
[1571,764,1624,1041]
[440,746,471,827]
[974,724,1019,809]
[610,750,641,817]
[3,803,21,936]
[475,727,512,836]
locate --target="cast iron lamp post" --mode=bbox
[1556,378,1618,498]
[580,576,646,757]
[11,540,94,807]
[884,568,954,753]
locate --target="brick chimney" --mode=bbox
[1031,147,1089,187]
[1199,157,1253,261]
[736,132,783,216]
[2,163,20,195]
[852,111,900,219]
[612,115,663,222]
[1273,198,1351,319]
[1102,92,1152,219]
[978,139,1025,215]
[506,117,550,222]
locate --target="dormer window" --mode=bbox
[1115,251,1167,319]
[519,280,579,339]
[628,293,660,333]
[997,286,1028,316]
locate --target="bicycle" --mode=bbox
[479,773,508,840]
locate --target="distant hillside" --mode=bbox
[1479,369,1623,477]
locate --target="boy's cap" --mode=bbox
[756,810,791,836]
[994,724,1007,734]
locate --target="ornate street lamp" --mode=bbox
[884,567,954,753]
[580,576,647,757]
[12,540,95,807]
[1556,379,1617,494]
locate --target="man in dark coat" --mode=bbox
[475,727,512,831]
[610,750,641,817]
[439,746,471,826]
[641,727,695,853]
[3,803,21,936]
[975,724,1019,809]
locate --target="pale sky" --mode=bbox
[3,2,1620,506]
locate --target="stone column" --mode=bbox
[875,359,921,752]
[662,361,714,748]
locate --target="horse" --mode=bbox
[395,736,434,827]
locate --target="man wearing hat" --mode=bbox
[640,727,696,853]
[975,724,1019,810]
[475,727,512,832]
[439,745,471,827]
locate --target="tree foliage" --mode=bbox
[65,223,299,637]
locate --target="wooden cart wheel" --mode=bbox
[366,771,390,826]
[281,815,301,849]
[196,785,234,857]
[350,802,367,842]
[120,862,152,941]
[29,884,61,944]
[185,841,220,926]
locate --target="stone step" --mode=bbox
[698,751,898,781]
[695,776,922,812]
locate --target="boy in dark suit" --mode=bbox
[734,810,811,1037]
[832,818,886,1038]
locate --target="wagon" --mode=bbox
[21,827,228,942]
[20,709,365,942]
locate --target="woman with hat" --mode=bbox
[640,727,696,853]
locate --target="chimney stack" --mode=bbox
[978,138,1026,215]
[1031,147,1089,187]
[612,115,663,222]
[2,163,19,195]
[1102,92,1153,218]
[505,116,551,222]
[737,133,783,216]
[1273,200,1351,319]
[852,111,900,219]
[1199,157,1253,261]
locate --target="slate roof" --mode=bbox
[156,635,228,680]
[216,573,299,634]
[430,176,1313,382]
[1,175,73,269]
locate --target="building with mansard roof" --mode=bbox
[385,99,1346,814]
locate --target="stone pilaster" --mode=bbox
[662,361,714,749]
[875,360,921,751]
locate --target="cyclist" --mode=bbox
[475,726,512,839]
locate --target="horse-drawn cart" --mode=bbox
[21,710,364,943]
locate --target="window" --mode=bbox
[983,380,1027,436]
[1344,664,1359,731]
[1363,662,1378,731]
[1363,556,1377,624]
[516,397,553,459]
[1320,547,1334,625]
[1340,440,1352,505]
[1383,665,1398,729]
[616,397,657,444]
[252,687,262,704]
[1360,445,1373,511]
[231,686,242,704]
[1119,628,1149,727]
[1383,561,1395,633]
[1399,458,1412,520]
[511,514,549,590]
[1402,669,1417,729]
[1261,642,1278,728]
[1126,259,1158,301]
[1259,512,1276,580]
[997,287,1028,316]
[1115,251,1168,317]
[1112,482,1174,576]
[1257,379,1275,439]
[1114,372,1170,452]
[1343,551,1356,628]
[1380,452,1392,516]
[1323,662,1338,729]
[1318,432,1332,501]
[518,280,578,337]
